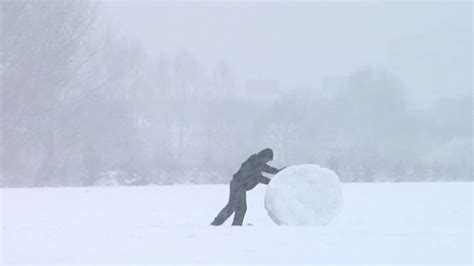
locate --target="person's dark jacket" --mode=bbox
[232,154,279,191]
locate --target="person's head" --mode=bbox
[257,148,273,163]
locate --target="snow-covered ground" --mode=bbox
[1,182,472,265]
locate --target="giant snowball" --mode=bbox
[265,164,343,226]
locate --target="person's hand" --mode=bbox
[278,167,287,172]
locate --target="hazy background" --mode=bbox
[103,2,472,103]
[1,1,472,187]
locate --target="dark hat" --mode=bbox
[257,148,274,160]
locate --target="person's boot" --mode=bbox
[210,218,223,226]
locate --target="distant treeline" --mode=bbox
[1,1,471,187]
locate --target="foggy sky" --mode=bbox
[102,1,472,103]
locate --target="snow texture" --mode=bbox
[265,164,343,226]
[1,183,472,264]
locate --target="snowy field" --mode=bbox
[1,182,472,265]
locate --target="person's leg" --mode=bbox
[231,190,247,226]
[211,181,238,225]
[211,204,234,225]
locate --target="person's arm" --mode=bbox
[262,164,279,175]
[258,175,271,185]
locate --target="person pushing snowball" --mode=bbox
[211,148,285,226]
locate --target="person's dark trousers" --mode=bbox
[211,180,247,226]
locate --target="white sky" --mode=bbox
[101,1,472,102]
